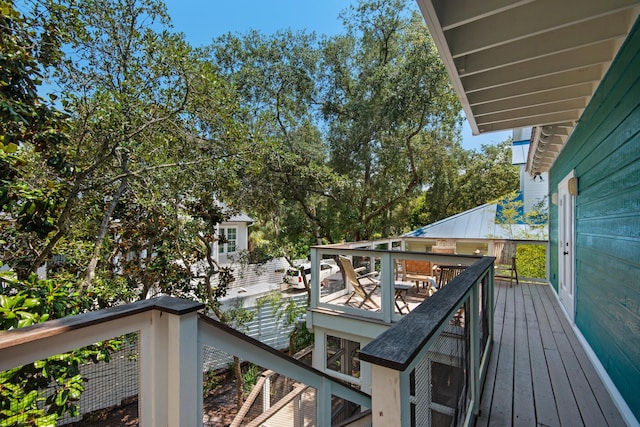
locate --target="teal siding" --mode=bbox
[549,18,640,420]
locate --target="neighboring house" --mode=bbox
[404,130,548,256]
[418,2,640,423]
[215,210,253,265]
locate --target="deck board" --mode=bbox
[535,285,607,427]
[475,278,506,426]
[512,284,535,426]
[531,283,583,426]
[491,278,515,425]
[524,283,560,427]
[476,281,624,426]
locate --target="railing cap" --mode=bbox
[0,296,204,350]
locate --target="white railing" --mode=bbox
[1,245,498,426]
[0,297,371,426]
[0,297,205,425]
[309,245,482,324]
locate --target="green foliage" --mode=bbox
[516,245,546,279]
[291,323,314,352]
[219,300,255,331]
[0,0,69,157]
[256,292,304,328]
[202,370,220,396]
[241,363,261,397]
[493,190,549,240]
[0,271,89,329]
[410,139,519,228]
[213,0,462,248]
[256,292,311,353]
[1,0,73,278]
[0,269,122,425]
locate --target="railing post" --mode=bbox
[370,364,410,427]
[167,310,200,426]
[310,247,320,310]
[139,300,203,427]
[139,310,167,426]
[380,252,394,323]
[316,376,332,426]
[488,266,495,343]
[469,279,481,418]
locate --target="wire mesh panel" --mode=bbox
[410,299,471,427]
[0,333,141,426]
[203,344,322,427]
[480,275,490,359]
[238,374,317,427]
[201,342,367,427]
[61,333,139,425]
[202,344,240,426]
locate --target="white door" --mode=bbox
[558,172,576,321]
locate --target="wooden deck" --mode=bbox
[476,280,626,427]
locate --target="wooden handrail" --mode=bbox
[0,296,203,350]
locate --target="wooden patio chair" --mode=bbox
[495,242,519,287]
[436,265,468,289]
[337,256,381,309]
[402,259,438,295]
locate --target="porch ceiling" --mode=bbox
[416,0,640,174]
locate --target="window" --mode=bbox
[326,334,360,378]
[218,227,237,254]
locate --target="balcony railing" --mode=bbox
[309,245,484,323]
[1,249,494,426]
[359,256,495,427]
[0,297,370,426]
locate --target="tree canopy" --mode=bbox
[211,0,478,257]
[1,0,518,296]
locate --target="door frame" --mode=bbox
[557,170,576,322]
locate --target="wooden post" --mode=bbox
[139,310,168,426]
[370,364,410,427]
[380,252,394,323]
[310,247,320,310]
[167,311,200,426]
[469,281,481,417]
[316,377,332,426]
[139,302,202,426]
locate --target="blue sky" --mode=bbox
[164,0,511,151]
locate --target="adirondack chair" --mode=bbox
[337,256,381,309]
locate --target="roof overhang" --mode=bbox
[416,0,640,174]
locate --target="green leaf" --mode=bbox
[35,414,57,427]
[23,298,41,308]
[4,143,18,153]
[54,389,68,406]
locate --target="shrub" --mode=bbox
[0,269,121,425]
[516,244,546,279]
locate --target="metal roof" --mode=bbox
[405,203,503,239]
[416,0,640,174]
[404,196,547,240]
[226,212,254,223]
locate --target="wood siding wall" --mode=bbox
[549,19,640,420]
